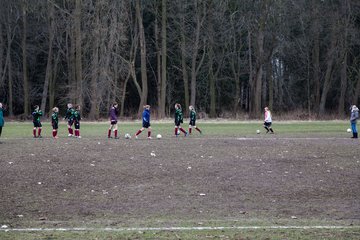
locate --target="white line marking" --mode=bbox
[0,226,358,232]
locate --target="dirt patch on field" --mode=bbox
[0,136,359,227]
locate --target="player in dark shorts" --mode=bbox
[174,103,188,137]
[73,105,81,138]
[188,105,202,135]
[32,105,43,138]
[51,107,59,138]
[108,102,119,139]
[135,105,152,139]
[65,103,75,137]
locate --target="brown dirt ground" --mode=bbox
[0,136,359,227]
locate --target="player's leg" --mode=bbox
[179,125,188,136]
[114,123,119,139]
[147,126,152,139]
[135,127,145,138]
[38,122,42,137]
[195,126,202,134]
[189,124,192,134]
[264,122,269,133]
[351,122,357,138]
[108,124,113,138]
[0,126,2,137]
[68,121,73,136]
[269,123,274,133]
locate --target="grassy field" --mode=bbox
[0,121,359,239]
[0,119,353,138]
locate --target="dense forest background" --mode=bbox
[0,0,360,119]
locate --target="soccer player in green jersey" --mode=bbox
[188,105,202,135]
[174,103,188,137]
[32,105,43,138]
[73,105,81,138]
[51,107,59,138]
[65,103,75,137]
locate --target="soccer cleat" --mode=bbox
[135,136,138,139]
[148,136,152,139]
[78,136,82,139]
[68,134,73,137]
[38,135,42,138]
[184,132,188,137]
[54,136,59,139]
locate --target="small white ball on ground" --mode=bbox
[256,130,260,134]
[156,134,162,139]
[125,133,131,139]
[347,128,351,133]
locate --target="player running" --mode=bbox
[108,102,119,139]
[51,107,59,138]
[174,103,188,137]
[264,106,274,134]
[188,105,202,135]
[32,105,43,138]
[135,105,152,139]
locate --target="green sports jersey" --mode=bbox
[32,110,42,122]
[175,109,183,123]
[65,108,75,120]
[74,110,81,122]
[190,110,196,121]
[51,112,58,125]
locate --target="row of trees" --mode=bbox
[0,0,360,119]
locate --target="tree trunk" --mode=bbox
[159,0,167,118]
[353,70,360,105]
[6,23,13,116]
[40,2,55,115]
[154,13,161,116]
[312,10,321,112]
[319,29,337,115]
[135,0,148,116]
[74,0,82,106]
[21,1,29,116]
[180,5,189,116]
[247,30,253,112]
[337,0,350,116]
[89,3,100,120]
[268,63,274,110]
[190,1,201,107]
[0,22,4,90]
[49,51,60,115]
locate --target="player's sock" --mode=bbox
[269,128,274,133]
[135,129,142,136]
[108,129,111,138]
[38,128,42,136]
[174,128,178,135]
[179,127,186,134]
[52,130,55,137]
[264,126,269,133]
[189,128,192,134]
[33,129,36,137]
[114,130,118,138]
[195,127,202,133]
[148,131,151,138]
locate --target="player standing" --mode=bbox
[174,103,188,137]
[108,102,119,139]
[135,105,152,139]
[350,105,359,139]
[51,107,59,138]
[65,103,75,137]
[188,105,202,135]
[264,106,274,134]
[32,105,43,138]
[74,105,81,138]
[0,103,4,138]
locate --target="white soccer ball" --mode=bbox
[125,133,131,139]
[156,134,162,139]
[347,128,351,133]
[256,130,260,134]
